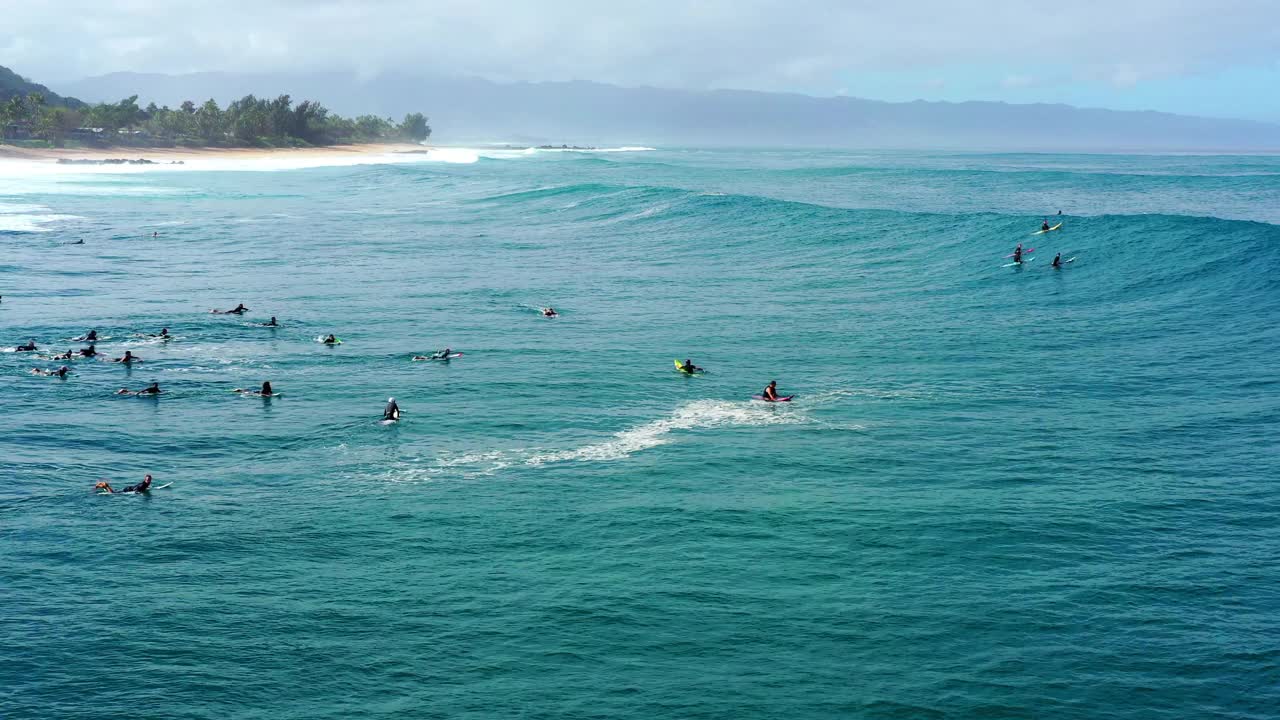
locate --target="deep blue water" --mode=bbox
[2,148,1278,719]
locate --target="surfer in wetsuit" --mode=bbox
[1041,219,1050,232]
[322,334,338,345]
[680,358,703,374]
[1052,253,1062,268]
[15,339,37,352]
[122,382,161,396]
[112,351,140,363]
[95,474,153,494]
[77,330,98,342]
[214,303,249,314]
[32,366,69,378]
[1013,244,1023,263]
[430,347,453,360]
[542,307,557,317]
[262,317,278,327]
[155,327,171,338]
[762,380,780,402]
[383,397,401,421]
[80,344,98,357]
[235,381,273,396]
[52,349,73,360]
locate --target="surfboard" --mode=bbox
[1002,257,1035,268]
[1032,223,1063,235]
[316,336,342,345]
[752,394,794,402]
[674,359,704,375]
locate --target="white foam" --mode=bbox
[525,399,802,466]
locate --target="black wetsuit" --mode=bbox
[384,402,400,420]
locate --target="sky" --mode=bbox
[3,0,1279,121]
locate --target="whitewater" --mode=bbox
[2,146,1277,720]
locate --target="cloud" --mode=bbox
[4,0,1280,97]
[1001,74,1037,89]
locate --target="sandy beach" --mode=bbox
[0,142,430,164]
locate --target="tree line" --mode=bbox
[1,92,430,147]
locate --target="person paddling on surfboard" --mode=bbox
[76,330,98,342]
[121,382,161,396]
[15,338,37,352]
[213,303,249,315]
[112,351,140,364]
[383,397,401,421]
[679,358,703,374]
[95,474,152,494]
[79,344,98,357]
[430,348,453,360]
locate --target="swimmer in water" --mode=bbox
[32,366,70,378]
[95,474,153,494]
[235,381,274,397]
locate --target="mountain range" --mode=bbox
[55,71,1280,151]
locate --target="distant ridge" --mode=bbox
[1,65,85,108]
[58,71,1280,151]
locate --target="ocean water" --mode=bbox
[2,147,1278,719]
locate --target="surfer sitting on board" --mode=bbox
[80,344,98,358]
[1041,219,1050,232]
[542,307,557,317]
[95,474,153,494]
[76,330,98,342]
[679,358,703,374]
[322,334,338,345]
[383,397,401,421]
[235,381,274,397]
[1013,244,1023,263]
[1052,253,1062,268]
[261,317,279,327]
[762,380,781,402]
[154,328,171,338]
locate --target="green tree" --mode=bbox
[398,112,430,141]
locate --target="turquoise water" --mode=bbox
[2,148,1278,719]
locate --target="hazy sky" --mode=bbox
[5,0,1279,119]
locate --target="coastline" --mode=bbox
[0,142,430,164]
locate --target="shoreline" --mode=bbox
[0,142,430,164]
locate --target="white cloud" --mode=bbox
[4,0,1280,95]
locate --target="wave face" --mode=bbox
[2,148,1278,720]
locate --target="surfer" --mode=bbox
[154,327,171,339]
[79,344,98,358]
[679,358,703,374]
[76,330,98,342]
[430,347,453,360]
[761,380,781,402]
[15,339,37,352]
[213,303,249,315]
[1013,244,1023,263]
[1041,219,1050,232]
[95,474,153,494]
[322,334,338,345]
[1052,253,1062,268]
[383,397,401,421]
[235,381,274,396]
[261,317,279,327]
[112,351,140,363]
[542,307,557,317]
[52,349,74,361]
[32,366,69,378]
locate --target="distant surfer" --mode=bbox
[95,474,153,494]
[383,397,401,421]
[15,339,37,352]
[431,347,453,360]
[322,334,338,345]
[1052,253,1062,269]
[1012,244,1023,264]
[261,317,279,327]
[154,327,171,339]
[72,239,84,245]
[541,307,557,318]
[75,330,98,342]
[112,351,140,363]
[118,381,161,396]
[1041,218,1050,232]
[235,381,274,397]
[678,358,703,374]
[51,349,74,361]
[32,366,69,378]
[213,303,249,314]
[79,344,98,358]
[761,380,781,402]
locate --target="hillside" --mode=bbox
[58,71,1280,151]
[0,65,84,108]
